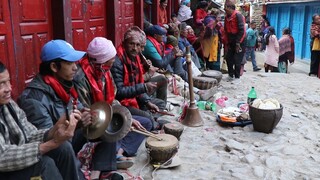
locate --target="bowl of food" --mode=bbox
[249,99,283,133]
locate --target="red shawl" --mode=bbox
[79,58,114,104]
[117,44,144,108]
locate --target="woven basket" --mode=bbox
[249,104,283,133]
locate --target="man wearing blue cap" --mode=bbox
[18,40,121,180]
[0,60,80,180]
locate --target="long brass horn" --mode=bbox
[181,46,204,127]
[83,102,132,142]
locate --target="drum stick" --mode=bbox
[156,111,175,116]
[131,127,163,141]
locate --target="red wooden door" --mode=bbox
[116,0,135,44]
[0,0,52,98]
[0,0,16,90]
[10,0,52,97]
[71,0,106,51]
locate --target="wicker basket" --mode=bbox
[249,104,283,133]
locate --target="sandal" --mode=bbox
[116,155,134,169]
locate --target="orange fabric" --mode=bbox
[219,115,237,123]
[158,6,167,26]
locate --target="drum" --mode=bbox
[163,123,184,140]
[145,134,179,164]
[202,70,223,83]
[193,76,217,90]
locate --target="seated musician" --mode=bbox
[143,25,186,80]
[111,26,166,130]
[0,61,79,180]
[74,37,152,173]
[17,40,122,180]
[138,28,168,105]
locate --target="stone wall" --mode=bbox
[250,4,264,31]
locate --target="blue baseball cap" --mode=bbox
[146,25,167,36]
[40,40,86,62]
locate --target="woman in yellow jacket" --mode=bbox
[201,16,219,70]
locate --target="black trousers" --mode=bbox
[226,44,245,78]
[0,142,84,180]
[117,115,152,156]
[310,50,320,76]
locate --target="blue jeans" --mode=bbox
[245,47,258,70]
[117,115,152,156]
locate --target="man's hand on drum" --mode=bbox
[132,119,146,131]
[147,101,160,113]
[78,108,92,127]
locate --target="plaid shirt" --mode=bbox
[0,100,47,172]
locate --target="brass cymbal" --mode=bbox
[84,101,112,140]
[100,104,132,142]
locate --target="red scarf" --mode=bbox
[43,75,78,104]
[117,44,144,108]
[147,36,164,57]
[165,44,174,55]
[79,58,114,104]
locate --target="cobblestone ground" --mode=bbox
[126,53,320,180]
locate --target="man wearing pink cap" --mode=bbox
[74,37,152,179]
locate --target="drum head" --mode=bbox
[146,134,178,149]
[202,70,222,77]
[164,123,184,131]
[202,70,223,83]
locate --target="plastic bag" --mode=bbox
[221,59,228,73]
[191,60,202,77]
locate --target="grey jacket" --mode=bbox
[17,74,83,129]
[0,100,47,172]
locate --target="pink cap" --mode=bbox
[87,37,116,64]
